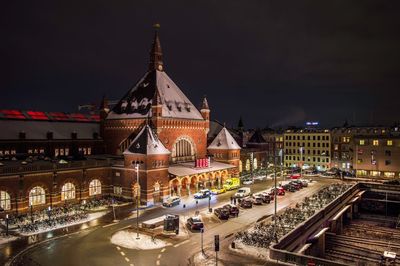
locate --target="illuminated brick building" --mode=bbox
[0,26,240,214]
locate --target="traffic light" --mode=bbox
[214,235,220,252]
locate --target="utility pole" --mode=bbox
[273,155,277,241]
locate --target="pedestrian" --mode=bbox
[234,197,237,205]
[230,196,233,204]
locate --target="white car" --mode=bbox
[234,187,251,198]
[242,179,254,185]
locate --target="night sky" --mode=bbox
[1,1,400,129]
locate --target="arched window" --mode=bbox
[89,179,101,196]
[172,137,195,162]
[245,159,250,171]
[61,182,75,201]
[0,191,11,211]
[29,186,46,206]
[253,158,258,170]
[239,161,243,173]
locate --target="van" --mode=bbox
[234,187,251,198]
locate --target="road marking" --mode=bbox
[156,260,160,265]
[125,257,130,262]
[173,239,190,248]
[116,246,121,251]
[102,222,118,228]
[157,254,162,259]
[120,251,125,256]
[119,225,132,230]
[161,248,166,253]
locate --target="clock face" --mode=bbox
[158,65,163,71]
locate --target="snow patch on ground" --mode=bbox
[19,211,108,236]
[111,230,172,250]
[229,240,269,260]
[0,235,19,245]
[193,251,226,266]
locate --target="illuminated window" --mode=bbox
[370,171,380,177]
[253,158,258,170]
[0,191,11,211]
[61,182,75,201]
[387,140,393,146]
[239,160,243,172]
[373,140,379,146]
[89,179,101,196]
[65,148,69,156]
[356,170,368,176]
[29,186,46,206]
[114,186,123,195]
[384,172,395,178]
[11,150,16,154]
[55,149,59,157]
[359,140,365,145]
[87,147,91,155]
[28,149,33,154]
[245,159,250,171]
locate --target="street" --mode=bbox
[4,177,339,266]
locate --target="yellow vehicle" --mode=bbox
[223,177,241,191]
[211,187,226,195]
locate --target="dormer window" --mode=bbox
[121,100,128,110]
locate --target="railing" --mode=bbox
[269,183,360,265]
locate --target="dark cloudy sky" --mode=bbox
[1,1,400,128]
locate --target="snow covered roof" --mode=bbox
[123,125,170,155]
[208,127,241,150]
[107,70,203,120]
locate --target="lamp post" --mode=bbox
[30,203,33,223]
[134,160,144,240]
[300,147,303,177]
[201,228,204,254]
[273,155,277,242]
[48,206,51,220]
[6,214,9,236]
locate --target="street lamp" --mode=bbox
[133,160,144,240]
[6,214,9,236]
[48,206,51,220]
[30,202,33,223]
[299,147,304,177]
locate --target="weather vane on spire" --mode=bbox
[153,23,161,29]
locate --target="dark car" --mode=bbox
[282,184,296,192]
[289,181,302,190]
[214,208,230,220]
[255,193,271,203]
[239,198,253,208]
[222,204,240,217]
[186,216,204,231]
[162,196,181,207]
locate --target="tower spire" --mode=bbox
[148,23,163,72]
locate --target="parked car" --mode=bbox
[290,173,301,179]
[242,179,254,185]
[289,181,302,190]
[282,184,296,192]
[239,197,253,208]
[234,187,251,198]
[186,216,204,231]
[222,204,240,217]
[269,187,285,196]
[214,208,230,220]
[261,191,274,201]
[299,179,309,187]
[251,195,263,205]
[194,189,211,199]
[211,187,226,195]
[162,196,181,207]
[255,193,271,203]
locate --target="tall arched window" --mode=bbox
[0,191,11,211]
[61,182,75,201]
[245,159,250,171]
[29,186,46,206]
[172,137,195,162]
[253,158,258,170]
[239,161,243,172]
[89,179,101,196]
